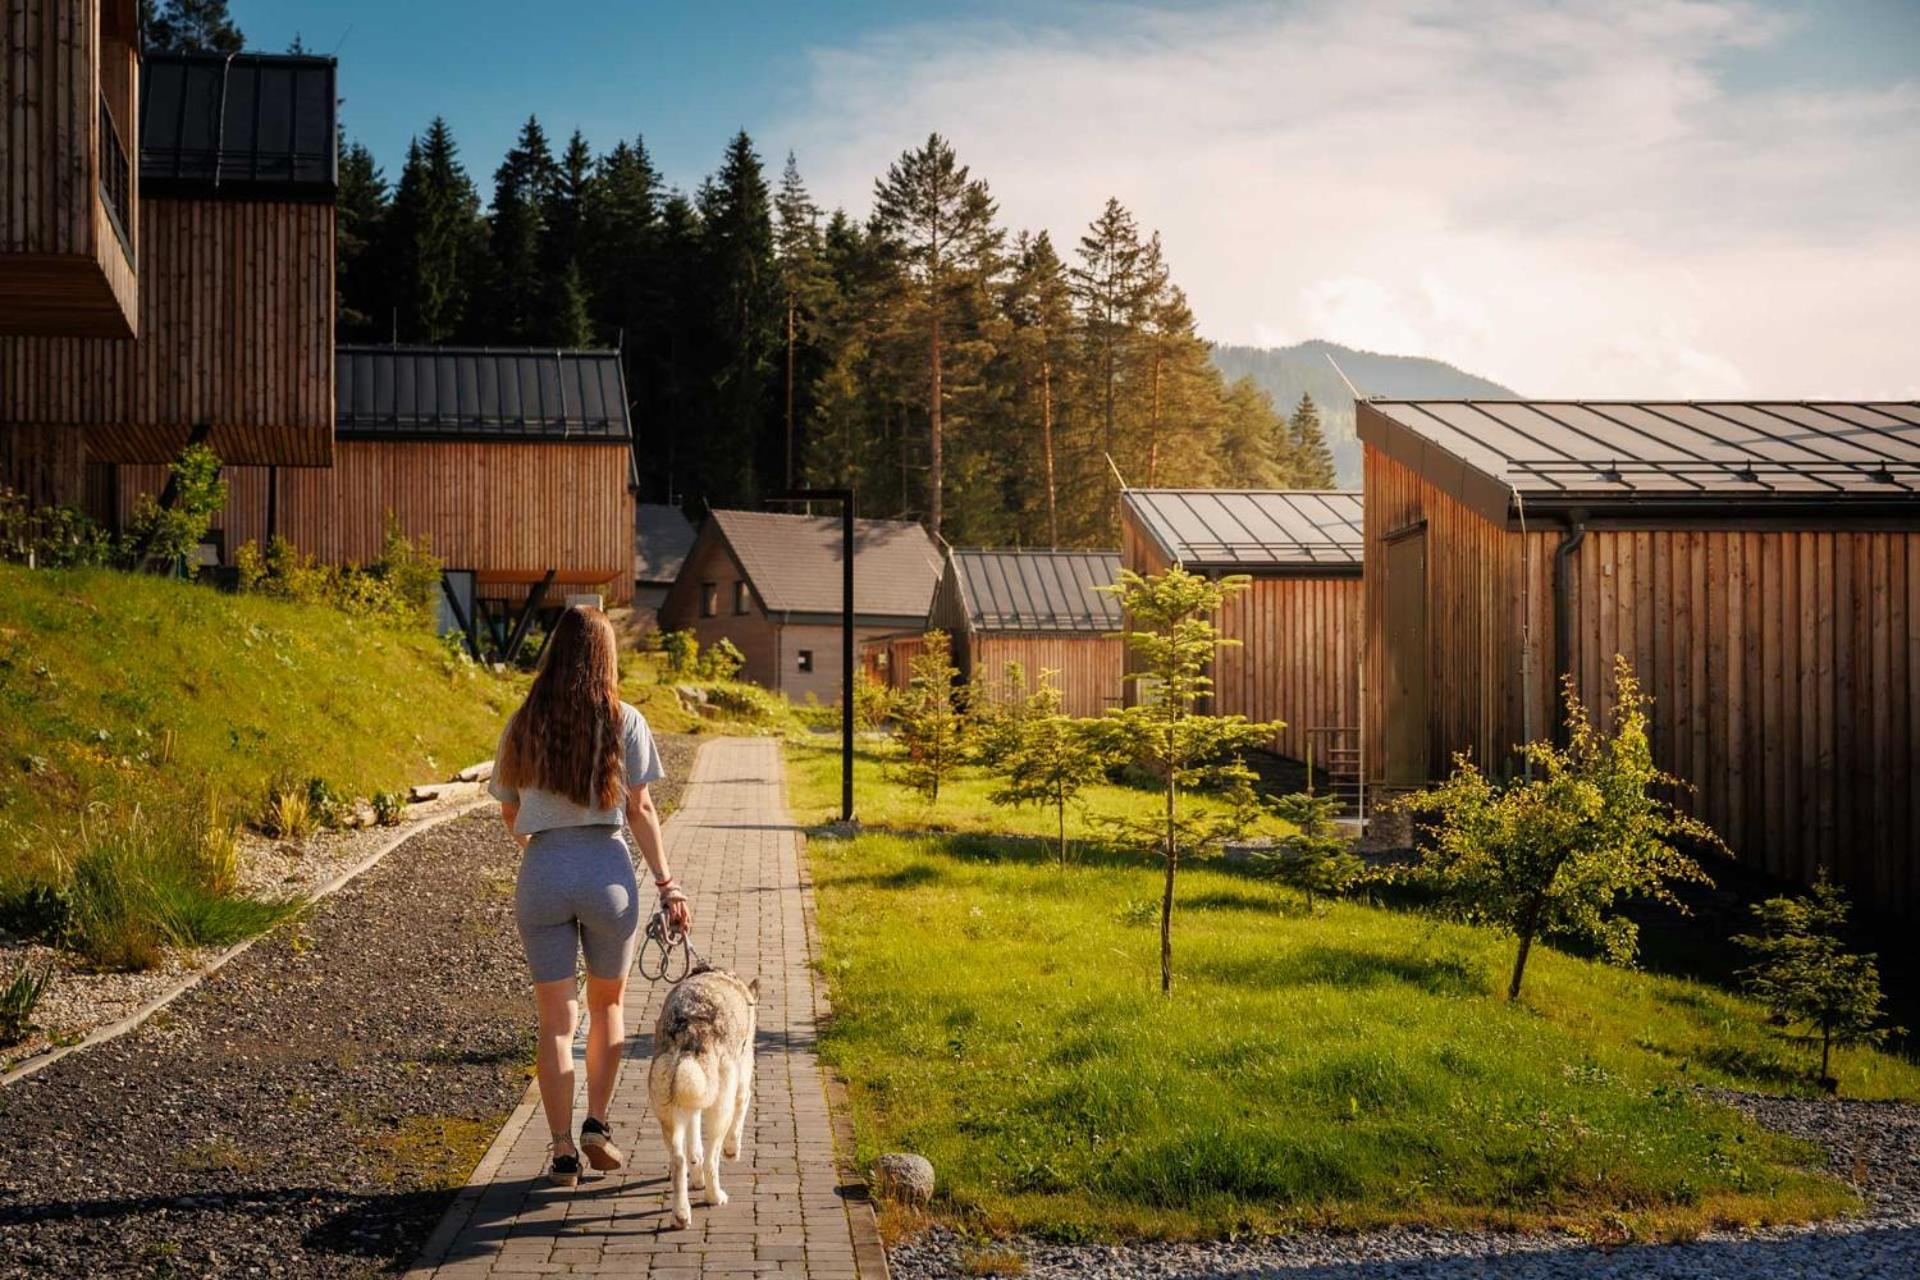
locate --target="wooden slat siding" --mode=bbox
[116,441,635,605]
[972,635,1127,719]
[0,196,331,464]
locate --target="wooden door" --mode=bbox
[1384,529,1429,786]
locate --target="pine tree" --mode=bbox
[335,133,389,341]
[1215,376,1284,489]
[990,676,1113,867]
[534,131,597,347]
[141,0,244,54]
[1287,393,1337,488]
[1072,199,1150,478]
[1256,791,1365,910]
[1003,232,1076,547]
[871,134,1003,537]
[774,155,831,490]
[1735,872,1899,1091]
[480,116,559,343]
[697,132,779,505]
[893,631,965,804]
[386,120,484,343]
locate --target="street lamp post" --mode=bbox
[769,488,856,824]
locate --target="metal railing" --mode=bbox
[98,93,133,259]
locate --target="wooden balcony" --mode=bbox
[0,0,140,339]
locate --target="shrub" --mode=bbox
[853,673,895,729]
[122,444,227,575]
[260,777,317,840]
[705,682,786,724]
[660,630,699,679]
[371,790,406,827]
[1398,656,1720,1003]
[1735,871,1899,1092]
[892,630,966,803]
[232,516,442,629]
[0,490,113,569]
[697,637,745,681]
[0,882,71,943]
[1104,567,1276,994]
[0,961,52,1046]
[1254,791,1365,910]
[305,777,349,830]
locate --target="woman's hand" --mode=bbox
[657,881,692,934]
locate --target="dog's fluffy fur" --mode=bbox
[647,966,758,1227]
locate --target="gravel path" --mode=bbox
[0,733,698,1278]
[890,1093,1920,1279]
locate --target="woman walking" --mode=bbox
[490,605,690,1186]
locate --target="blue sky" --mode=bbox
[231,0,1920,398]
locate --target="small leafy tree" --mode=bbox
[893,629,965,803]
[990,676,1113,867]
[1734,871,1898,1092]
[659,630,699,679]
[1256,791,1364,910]
[698,637,745,680]
[1104,568,1277,994]
[1400,656,1720,1002]
[123,444,227,574]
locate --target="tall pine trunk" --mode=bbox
[1041,353,1058,549]
[929,304,944,535]
[784,296,796,487]
[1146,351,1164,485]
[1160,753,1177,994]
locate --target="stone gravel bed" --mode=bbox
[890,1091,1920,1279]
[0,733,698,1278]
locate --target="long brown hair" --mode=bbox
[497,606,624,808]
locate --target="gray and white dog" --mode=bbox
[647,966,758,1228]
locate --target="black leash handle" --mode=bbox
[638,904,701,983]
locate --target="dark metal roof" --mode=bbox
[336,347,633,443]
[635,504,696,585]
[951,549,1121,633]
[1360,401,1920,514]
[706,510,941,619]
[1123,490,1364,570]
[140,53,338,198]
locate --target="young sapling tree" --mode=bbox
[1401,656,1720,1002]
[1257,790,1364,910]
[990,674,1112,867]
[893,629,965,804]
[1105,567,1276,994]
[1734,871,1898,1093]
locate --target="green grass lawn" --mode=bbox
[0,566,520,882]
[788,735,1920,1242]
[784,733,1292,845]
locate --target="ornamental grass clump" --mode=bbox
[1735,871,1899,1093]
[1399,655,1721,1003]
[1103,568,1277,994]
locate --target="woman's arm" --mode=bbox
[499,802,529,849]
[626,784,689,931]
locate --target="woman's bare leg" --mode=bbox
[583,973,627,1122]
[534,977,580,1148]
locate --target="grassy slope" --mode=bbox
[790,738,1920,1241]
[0,566,519,880]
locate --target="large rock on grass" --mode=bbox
[874,1152,935,1208]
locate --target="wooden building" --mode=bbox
[1121,489,1365,768]
[1,50,336,504]
[1358,398,1920,913]
[924,548,1125,717]
[117,346,638,619]
[660,510,941,703]
[0,0,141,340]
[634,503,697,621]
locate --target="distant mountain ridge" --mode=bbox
[1211,340,1516,487]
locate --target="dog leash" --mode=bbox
[638,903,703,983]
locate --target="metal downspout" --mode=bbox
[1551,510,1589,746]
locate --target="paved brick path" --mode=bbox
[410,737,882,1278]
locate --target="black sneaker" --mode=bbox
[580,1116,625,1171]
[547,1142,581,1187]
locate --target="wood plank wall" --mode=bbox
[2,0,94,258]
[115,440,636,604]
[1364,442,1919,915]
[1123,506,1363,761]
[1213,574,1364,761]
[0,196,332,464]
[973,634,1126,717]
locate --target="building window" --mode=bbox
[733,581,750,615]
[796,649,814,673]
[700,582,718,618]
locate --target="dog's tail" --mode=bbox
[667,1051,709,1108]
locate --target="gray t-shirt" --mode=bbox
[489,702,664,836]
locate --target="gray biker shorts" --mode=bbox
[516,825,641,983]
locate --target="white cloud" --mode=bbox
[778,0,1920,397]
